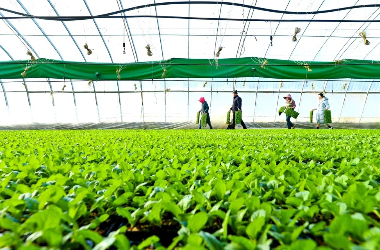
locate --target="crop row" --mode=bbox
[0,130,380,249]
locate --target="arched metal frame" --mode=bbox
[83,0,121,123]
[236,0,258,58]
[288,0,326,60]
[118,0,138,62]
[0,11,33,109]
[0,45,12,107]
[47,0,83,122]
[312,0,359,61]
[153,0,166,122]
[117,0,145,124]
[359,81,373,123]
[17,0,57,110]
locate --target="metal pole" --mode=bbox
[295,80,306,123]
[164,81,167,122]
[92,81,101,123]
[273,82,282,122]
[187,0,190,122]
[359,81,373,123]
[117,80,123,122]
[139,81,145,123]
[338,80,351,123]
[0,80,10,119]
[252,80,259,122]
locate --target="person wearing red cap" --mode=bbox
[198,97,212,129]
[283,94,296,129]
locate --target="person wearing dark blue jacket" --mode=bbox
[198,97,212,129]
[229,90,247,129]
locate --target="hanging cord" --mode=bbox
[131,0,152,55]
[62,64,66,91]
[269,21,272,46]
[123,25,126,54]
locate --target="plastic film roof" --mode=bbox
[1,0,380,63]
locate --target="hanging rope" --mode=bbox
[292,27,301,41]
[84,43,92,55]
[359,31,370,45]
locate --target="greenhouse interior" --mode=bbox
[0,0,379,129]
[1,1,380,250]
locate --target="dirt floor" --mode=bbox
[0,122,378,130]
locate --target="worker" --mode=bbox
[198,97,212,129]
[311,93,333,129]
[283,94,296,129]
[229,90,247,129]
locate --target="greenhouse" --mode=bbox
[1,1,380,249]
[0,0,379,129]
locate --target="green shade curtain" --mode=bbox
[0,57,379,80]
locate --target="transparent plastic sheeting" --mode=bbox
[1,0,380,63]
[0,78,379,125]
[1,0,380,125]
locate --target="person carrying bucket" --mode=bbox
[283,94,296,129]
[311,93,333,129]
[198,97,212,129]
[229,90,247,129]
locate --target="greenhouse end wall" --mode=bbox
[0,78,379,125]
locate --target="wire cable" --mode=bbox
[1,2,380,21]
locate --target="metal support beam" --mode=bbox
[313,1,359,61]
[359,81,373,123]
[252,80,260,122]
[338,80,351,123]
[0,44,13,60]
[91,81,101,123]
[118,0,139,62]
[139,81,145,124]
[187,0,190,122]
[295,80,306,123]
[0,13,34,121]
[0,12,39,57]
[335,8,380,60]
[264,0,291,58]
[16,1,59,117]
[83,0,123,123]
[0,80,9,106]
[119,0,140,122]
[2,89,373,95]
[273,83,282,122]
[213,1,223,57]
[47,0,82,115]
[288,0,326,60]
[236,0,258,58]
[0,45,12,108]
[153,0,166,122]
[47,0,86,61]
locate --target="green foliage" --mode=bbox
[235,111,242,124]
[201,113,207,127]
[310,110,313,123]
[226,111,231,124]
[285,108,300,119]
[196,111,200,124]
[0,130,380,249]
[324,109,332,123]
[279,106,286,116]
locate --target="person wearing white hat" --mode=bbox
[283,94,296,129]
